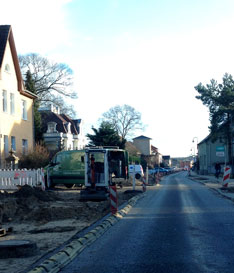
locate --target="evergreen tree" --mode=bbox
[195,73,234,163]
[25,70,43,142]
[87,122,126,149]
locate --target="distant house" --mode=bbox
[198,134,232,175]
[39,104,86,151]
[133,135,152,155]
[0,25,37,168]
[133,135,162,167]
[162,155,171,167]
[151,145,162,166]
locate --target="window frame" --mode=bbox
[2,90,7,113]
[22,139,28,155]
[11,136,16,151]
[10,93,15,115]
[4,135,8,156]
[22,100,27,120]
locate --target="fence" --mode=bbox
[0,168,44,190]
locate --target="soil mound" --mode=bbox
[12,185,60,202]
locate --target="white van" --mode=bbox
[129,164,144,179]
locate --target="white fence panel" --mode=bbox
[0,169,44,190]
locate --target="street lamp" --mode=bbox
[192,137,199,157]
[190,147,195,161]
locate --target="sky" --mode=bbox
[1,0,234,157]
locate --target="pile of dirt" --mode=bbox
[0,185,65,224]
[0,183,143,226]
[12,185,60,202]
[0,185,124,225]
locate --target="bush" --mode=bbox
[18,144,50,169]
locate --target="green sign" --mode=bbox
[216,146,225,157]
[216,146,225,151]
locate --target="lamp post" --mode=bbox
[192,137,199,156]
[190,148,195,166]
[192,137,199,169]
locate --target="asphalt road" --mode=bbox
[60,172,234,273]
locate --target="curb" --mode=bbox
[189,176,234,203]
[27,192,145,273]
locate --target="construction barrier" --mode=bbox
[142,177,146,192]
[222,166,231,187]
[110,185,118,215]
[0,168,44,189]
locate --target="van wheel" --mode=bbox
[135,173,141,180]
[65,184,74,188]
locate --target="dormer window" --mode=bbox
[47,122,57,133]
[4,64,10,72]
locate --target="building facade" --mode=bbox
[0,25,36,168]
[133,135,152,155]
[198,135,232,175]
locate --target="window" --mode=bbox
[4,64,10,72]
[4,135,8,156]
[22,100,27,120]
[2,90,7,112]
[47,122,57,133]
[22,139,28,155]
[10,93,15,115]
[11,136,16,151]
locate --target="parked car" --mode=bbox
[129,164,144,179]
[148,167,169,175]
[45,150,85,189]
[164,167,174,174]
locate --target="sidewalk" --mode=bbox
[189,171,234,202]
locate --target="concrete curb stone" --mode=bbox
[27,191,145,273]
[189,173,234,203]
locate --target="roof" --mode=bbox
[125,141,141,155]
[0,25,10,68]
[133,135,152,140]
[0,25,37,99]
[40,111,79,135]
[162,155,171,160]
[151,145,158,153]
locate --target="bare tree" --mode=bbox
[102,104,144,139]
[19,53,77,116]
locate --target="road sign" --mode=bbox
[216,146,225,157]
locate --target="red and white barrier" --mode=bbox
[110,185,118,215]
[142,178,146,192]
[222,166,231,187]
[0,168,43,189]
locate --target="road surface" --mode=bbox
[60,172,234,273]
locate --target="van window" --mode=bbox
[54,154,62,164]
[69,152,85,170]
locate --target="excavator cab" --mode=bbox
[80,147,128,201]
